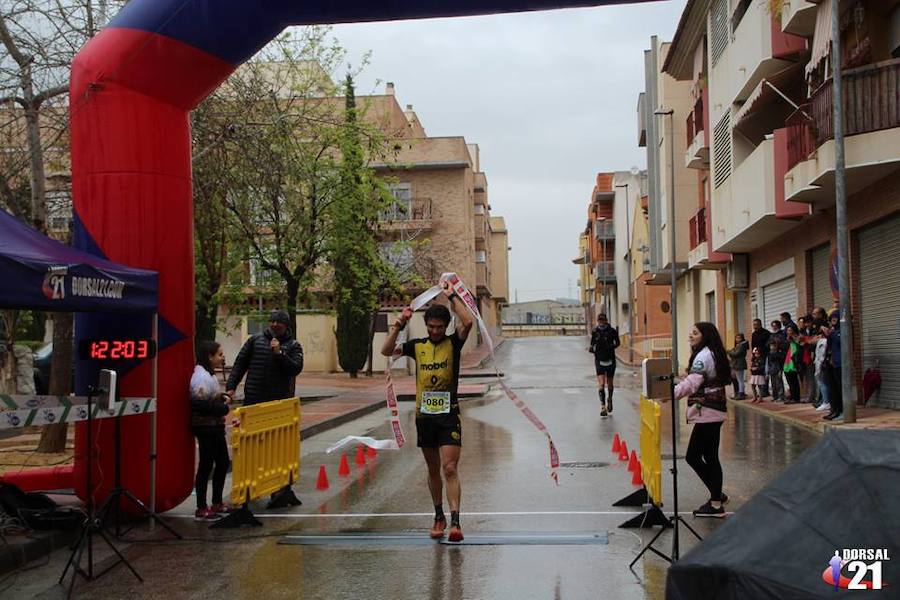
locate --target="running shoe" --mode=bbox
[815,403,831,412]
[693,502,725,518]
[429,518,447,539]
[210,502,234,516]
[607,398,613,413]
[447,525,464,542]
[600,403,608,417]
[710,493,729,505]
[194,508,220,522]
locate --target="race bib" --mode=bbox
[420,391,451,415]
[598,359,613,367]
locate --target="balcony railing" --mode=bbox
[594,261,615,281]
[379,197,433,222]
[594,220,615,240]
[811,59,900,147]
[689,206,708,251]
[785,104,816,172]
[686,97,704,146]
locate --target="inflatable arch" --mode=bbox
[70,0,648,510]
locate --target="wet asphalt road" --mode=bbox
[7,336,821,599]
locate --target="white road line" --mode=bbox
[170,510,702,519]
[563,389,579,395]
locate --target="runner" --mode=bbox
[380,282,473,542]
[589,313,620,417]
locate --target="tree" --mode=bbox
[331,74,388,377]
[1,1,118,453]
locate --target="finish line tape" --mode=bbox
[327,273,560,484]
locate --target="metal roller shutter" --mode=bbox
[762,277,797,327]
[859,214,900,409]
[810,244,832,312]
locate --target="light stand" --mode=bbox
[629,373,702,567]
[97,407,182,540]
[58,385,142,598]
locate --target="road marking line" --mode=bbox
[170,510,701,519]
[563,389,579,395]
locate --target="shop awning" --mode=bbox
[734,63,807,129]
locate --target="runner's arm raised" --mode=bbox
[443,283,473,342]
[381,307,413,356]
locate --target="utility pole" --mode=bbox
[656,107,678,439]
[616,182,634,364]
[832,0,855,423]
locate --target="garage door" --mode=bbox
[809,244,832,312]
[859,214,900,409]
[762,277,797,327]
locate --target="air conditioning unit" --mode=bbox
[727,254,749,290]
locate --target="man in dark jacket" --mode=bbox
[226,310,304,406]
[589,313,620,417]
[750,319,770,396]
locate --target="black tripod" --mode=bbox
[59,387,142,598]
[97,409,181,541]
[630,374,703,567]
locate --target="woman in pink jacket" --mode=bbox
[668,322,731,518]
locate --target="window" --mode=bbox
[382,183,411,220]
[713,113,732,188]
[731,0,752,33]
[474,204,486,215]
[475,250,487,263]
[706,291,717,325]
[711,0,730,67]
[380,241,413,271]
[249,259,280,286]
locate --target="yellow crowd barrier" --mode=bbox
[639,395,663,507]
[230,397,301,504]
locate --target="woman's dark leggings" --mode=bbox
[785,371,801,402]
[195,428,230,509]
[686,421,724,501]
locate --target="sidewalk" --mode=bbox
[729,398,900,434]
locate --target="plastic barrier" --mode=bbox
[213,397,301,528]
[639,395,663,507]
[614,394,669,529]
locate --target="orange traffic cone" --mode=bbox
[611,433,621,454]
[355,445,367,466]
[338,453,351,476]
[366,445,377,459]
[631,461,643,486]
[316,465,329,490]
[618,440,629,461]
[628,449,639,472]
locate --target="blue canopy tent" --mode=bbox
[0,209,157,313]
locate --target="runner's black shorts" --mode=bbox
[416,413,462,448]
[594,358,616,377]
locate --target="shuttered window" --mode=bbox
[713,114,732,188]
[711,0,729,67]
[859,214,900,409]
[762,277,797,328]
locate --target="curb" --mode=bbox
[728,398,825,435]
[0,526,80,577]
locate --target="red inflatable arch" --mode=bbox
[69,0,653,510]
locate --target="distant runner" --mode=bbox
[380,282,473,542]
[589,313,620,417]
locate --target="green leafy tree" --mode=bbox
[332,74,387,377]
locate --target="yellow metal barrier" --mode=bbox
[230,397,301,504]
[639,395,663,506]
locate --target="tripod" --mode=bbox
[97,409,181,541]
[630,374,702,568]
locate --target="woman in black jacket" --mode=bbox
[191,341,231,521]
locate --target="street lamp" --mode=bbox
[615,182,634,364]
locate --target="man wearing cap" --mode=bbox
[225,310,304,406]
[589,313,620,417]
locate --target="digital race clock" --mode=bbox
[78,339,157,361]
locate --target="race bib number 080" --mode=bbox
[420,391,451,415]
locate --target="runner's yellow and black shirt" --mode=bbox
[402,333,464,418]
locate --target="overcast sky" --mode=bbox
[332,1,687,303]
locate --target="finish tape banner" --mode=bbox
[327,273,560,484]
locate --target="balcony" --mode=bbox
[688,205,730,270]
[378,197,433,232]
[594,220,615,240]
[476,262,491,294]
[784,60,900,207]
[779,0,817,37]
[685,102,710,169]
[723,2,807,105]
[711,137,799,253]
[475,212,487,241]
[593,261,616,283]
